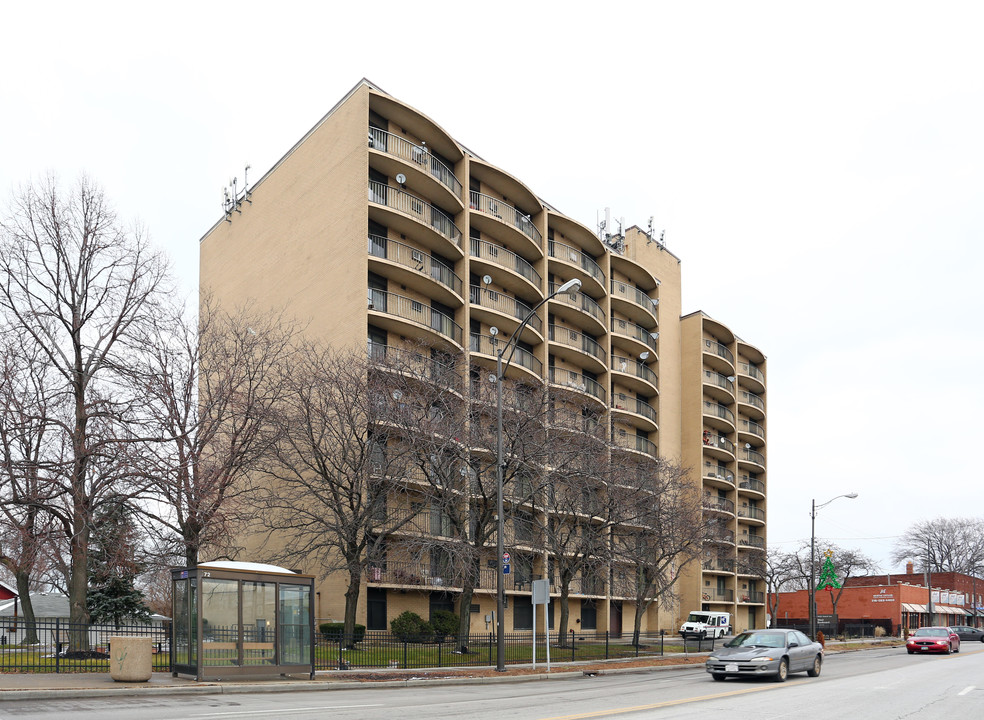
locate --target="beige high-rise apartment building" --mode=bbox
[200,79,767,635]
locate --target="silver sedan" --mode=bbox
[705,628,824,682]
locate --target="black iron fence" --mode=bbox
[0,621,673,673]
[314,630,667,670]
[0,619,170,673]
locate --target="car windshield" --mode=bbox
[915,628,948,637]
[727,632,786,648]
[687,614,708,623]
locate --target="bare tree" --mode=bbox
[139,296,297,567]
[256,344,423,645]
[0,175,170,645]
[763,547,803,626]
[608,453,706,646]
[892,518,984,575]
[790,541,879,631]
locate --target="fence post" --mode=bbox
[488,632,493,667]
[437,639,442,669]
[54,619,60,674]
[338,638,343,670]
[635,633,640,658]
[660,629,664,656]
[605,630,609,660]
[403,640,408,670]
[570,630,575,662]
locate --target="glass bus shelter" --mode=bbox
[171,561,314,680]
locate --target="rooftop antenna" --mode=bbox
[242,163,253,204]
[223,187,232,222]
[230,177,241,214]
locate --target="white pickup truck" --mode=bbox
[679,611,731,638]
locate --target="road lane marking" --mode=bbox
[958,686,975,696]
[539,684,784,719]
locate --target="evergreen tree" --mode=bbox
[86,500,151,626]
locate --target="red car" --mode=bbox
[906,627,960,654]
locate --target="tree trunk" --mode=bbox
[342,567,361,649]
[557,580,571,644]
[632,603,644,647]
[68,525,90,652]
[457,583,476,652]
[14,570,39,645]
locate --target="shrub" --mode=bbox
[319,622,365,644]
[431,610,458,641]
[391,611,434,642]
[874,625,887,637]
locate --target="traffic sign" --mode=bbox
[503,564,510,574]
[502,552,511,563]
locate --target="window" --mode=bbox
[366,588,387,630]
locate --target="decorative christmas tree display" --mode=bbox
[815,549,842,591]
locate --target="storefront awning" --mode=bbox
[902,603,927,613]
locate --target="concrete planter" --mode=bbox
[109,636,152,682]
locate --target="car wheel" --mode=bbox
[907,649,914,654]
[954,643,960,653]
[712,673,726,681]
[807,655,822,677]
[945,644,951,654]
[774,658,788,682]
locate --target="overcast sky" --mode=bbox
[3,2,982,574]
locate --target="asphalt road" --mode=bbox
[1,646,982,719]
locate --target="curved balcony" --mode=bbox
[548,282,606,336]
[702,369,735,405]
[702,432,735,462]
[548,240,605,295]
[611,355,659,395]
[469,285,542,345]
[369,181,462,255]
[612,394,658,432]
[469,237,541,298]
[368,290,463,348]
[738,446,766,471]
[737,505,766,525]
[703,496,735,516]
[610,280,658,329]
[368,127,463,207]
[702,338,735,375]
[738,361,766,394]
[610,253,659,295]
[368,344,462,392]
[611,318,658,357]
[703,556,735,574]
[738,390,766,421]
[737,418,765,447]
[548,324,607,374]
[705,532,735,549]
[548,366,606,406]
[469,333,542,379]
[368,235,463,306]
[703,401,735,432]
[737,476,766,497]
[738,534,766,550]
[469,191,542,258]
[703,463,735,490]
[613,431,658,458]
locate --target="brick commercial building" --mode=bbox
[200,79,768,635]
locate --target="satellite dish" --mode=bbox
[395,173,407,185]
[483,275,492,286]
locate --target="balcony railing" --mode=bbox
[738,477,765,494]
[613,394,658,424]
[739,590,765,603]
[372,504,456,538]
[610,280,658,319]
[613,432,657,457]
[548,282,605,326]
[368,127,463,199]
[611,318,658,352]
[469,191,541,248]
[703,496,735,514]
[703,589,734,602]
[703,433,735,454]
[469,285,542,334]
[703,401,735,425]
[738,418,765,439]
[737,505,766,522]
[739,362,765,383]
[548,324,607,363]
[368,290,463,345]
[703,369,734,393]
[739,534,766,549]
[470,237,541,287]
[740,390,765,411]
[369,181,462,248]
[470,333,542,375]
[704,338,734,365]
[548,367,606,403]
[368,344,461,389]
[612,355,659,388]
[740,447,765,467]
[548,240,605,285]
[703,463,734,483]
[704,557,735,573]
[366,560,460,588]
[369,234,463,296]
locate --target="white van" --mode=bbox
[680,611,731,638]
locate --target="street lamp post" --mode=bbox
[809,492,858,640]
[493,277,581,671]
